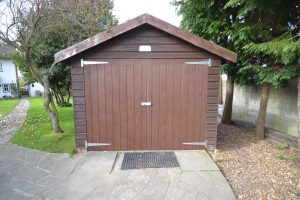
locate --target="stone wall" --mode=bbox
[221,76,298,137]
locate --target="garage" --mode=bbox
[55,14,236,151]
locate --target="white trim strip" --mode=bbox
[81,59,108,67]
[182,140,207,148]
[185,59,212,67]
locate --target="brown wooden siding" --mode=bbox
[71,58,86,149]
[71,25,221,150]
[80,25,218,60]
[207,65,220,150]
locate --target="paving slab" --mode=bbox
[0,143,235,200]
[176,150,220,171]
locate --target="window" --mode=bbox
[3,84,9,93]
[32,83,34,87]
[0,63,2,72]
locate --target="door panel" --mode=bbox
[84,59,208,150]
[133,63,142,149]
[147,60,208,150]
[85,60,146,150]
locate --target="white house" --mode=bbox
[26,82,44,97]
[0,46,18,98]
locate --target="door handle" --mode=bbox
[141,102,152,106]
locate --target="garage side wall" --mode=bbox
[207,65,220,150]
[71,25,221,150]
[71,58,87,149]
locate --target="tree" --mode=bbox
[30,0,117,107]
[0,0,117,133]
[226,0,300,139]
[245,35,300,161]
[172,0,260,124]
[13,51,37,84]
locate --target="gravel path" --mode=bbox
[0,99,29,144]
[216,122,300,199]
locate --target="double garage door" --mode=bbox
[84,59,208,151]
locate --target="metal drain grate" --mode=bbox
[121,152,180,170]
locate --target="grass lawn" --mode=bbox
[11,97,76,154]
[0,99,20,117]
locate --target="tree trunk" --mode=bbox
[58,87,66,106]
[255,83,271,139]
[221,76,234,124]
[24,53,63,133]
[67,88,71,103]
[296,76,300,165]
[42,75,64,133]
[53,88,60,105]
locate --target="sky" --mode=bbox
[113,0,181,27]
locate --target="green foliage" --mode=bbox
[173,0,234,45]
[278,155,292,161]
[18,77,25,87]
[245,34,300,65]
[11,98,75,154]
[226,0,300,86]
[272,143,289,151]
[237,64,300,87]
[12,51,36,84]
[172,0,265,83]
[12,0,118,101]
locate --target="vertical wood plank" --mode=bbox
[84,66,92,147]
[112,64,121,150]
[134,64,142,149]
[146,62,152,150]
[98,65,107,144]
[193,65,203,149]
[158,64,167,150]
[90,65,100,144]
[141,62,147,149]
[165,64,174,150]
[105,64,114,150]
[172,64,181,150]
[119,64,128,150]
[127,64,135,150]
[179,64,189,150]
[151,63,160,150]
[186,65,196,150]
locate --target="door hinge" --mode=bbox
[185,59,212,67]
[85,141,111,148]
[81,59,108,67]
[182,140,207,148]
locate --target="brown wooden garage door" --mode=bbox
[84,59,208,151]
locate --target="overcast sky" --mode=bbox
[113,0,181,27]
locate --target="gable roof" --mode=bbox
[54,13,237,63]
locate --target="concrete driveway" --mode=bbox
[0,144,235,200]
